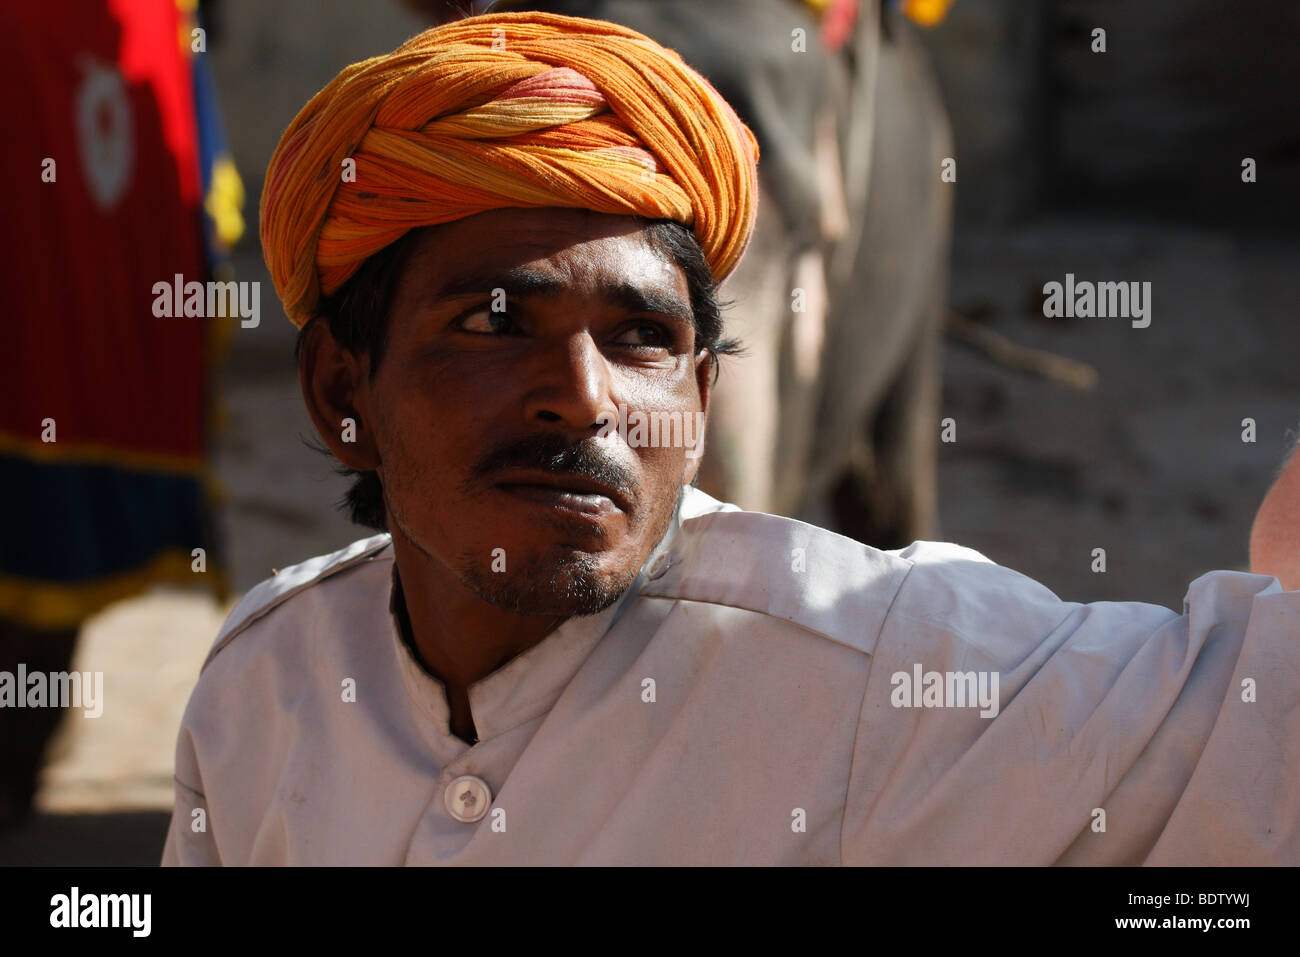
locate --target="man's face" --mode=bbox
[360,207,711,617]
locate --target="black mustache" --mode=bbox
[466,434,637,504]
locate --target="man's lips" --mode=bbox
[491,469,631,515]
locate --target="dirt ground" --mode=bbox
[939,219,1297,607]
[3,215,1295,865]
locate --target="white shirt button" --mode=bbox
[647,553,672,580]
[445,774,492,824]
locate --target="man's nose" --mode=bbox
[521,333,615,432]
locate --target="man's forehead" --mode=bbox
[401,207,689,303]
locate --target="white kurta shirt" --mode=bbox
[162,486,1299,865]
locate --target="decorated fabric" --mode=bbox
[0,0,237,628]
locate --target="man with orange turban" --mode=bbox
[164,11,1298,866]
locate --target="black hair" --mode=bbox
[298,217,741,531]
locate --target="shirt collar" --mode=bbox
[387,487,691,743]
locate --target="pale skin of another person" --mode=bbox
[299,207,712,744]
[1250,446,1300,591]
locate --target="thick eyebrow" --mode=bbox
[429,266,694,325]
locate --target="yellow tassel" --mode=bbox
[903,0,956,28]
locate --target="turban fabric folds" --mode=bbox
[260,11,760,329]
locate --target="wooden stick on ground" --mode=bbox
[947,310,1099,391]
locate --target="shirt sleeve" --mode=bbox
[160,726,222,866]
[840,547,1300,865]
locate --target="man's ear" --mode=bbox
[298,317,381,472]
[680,348,714,486]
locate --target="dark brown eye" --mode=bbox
[612,323,668,348]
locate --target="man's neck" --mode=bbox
[390,538,564,681]
[389,536,566,743]
[386,487,687,743]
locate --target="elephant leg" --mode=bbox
[812,9,953,548]
[769,244,830,517]
[696,182,793,513]
[831,303,944,548]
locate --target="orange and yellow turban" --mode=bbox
[261,10,760,329]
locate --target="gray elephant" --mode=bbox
[421,0,955,548]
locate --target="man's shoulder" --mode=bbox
[647,490,937,657]
[669,490,1285,668]
[659,486,1138,658]
[201,532,395,674]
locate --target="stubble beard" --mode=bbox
[458,547,629,617]
[386,481,683,619]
